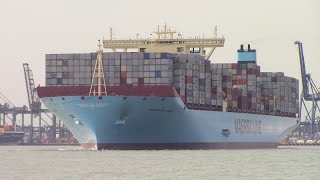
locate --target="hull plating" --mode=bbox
[41,96,298,150]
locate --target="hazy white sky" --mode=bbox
[0,0,319,106]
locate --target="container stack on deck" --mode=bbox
[46,53,93,86]
[45,51,299,117]
[260,72,299,116]
[211,63,261,113]
[172,54,212,110]
[100,52,173,86]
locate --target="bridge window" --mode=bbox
[177,47,184,52]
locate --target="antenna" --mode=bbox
[89,40,107,96]
[214,26,218,38]
[110,27,113,40]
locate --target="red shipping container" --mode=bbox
[227,89,232,95]
[138,78,144,84]
[237,69,242,75]
[120,71,127,78]
[180,95,186,102]
[232,80,237,85]
[231,63,237,69]
[186,76,193,83]
[120,78,127,85]
[237,79,246,85]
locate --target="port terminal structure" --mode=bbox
[294,41,320,137]
[103,25,225,60]
[0,64,74,145]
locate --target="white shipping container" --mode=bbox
[193,84,199,90]
[57,72,62,78]
[179,89,186,96]
[149,59,156,64]
[162,78,172,84]
[133,59,139,65]
[217,100,223,106]
[79,79,86,85]
[150,65,155,71]
[127,66,133,72]
[155,78,161,84]
[193,98,199,104]
[46,78,51,85]
[138,65,144,72]
[174,82,186,89]
[186,83,193,90]
[150,78,156,84]
[186,70,193,76]
[200,73,205,79]
[132,72,139,77]
[132,66,139,72]
[144,66,150,71]
[121,66,127,71]
[143,72,150,77]
[68,79,74,85]
[74,66,80,72]
[127,78,133,84]
[211,100,217,105]
[174,76,185,82]
[109,72,115,78]
[144,78,150,84]
[133,78,138,84]
[187,97,193,103]
[155,65,161,71]
[174,69,185,76]
[149,72,155,78]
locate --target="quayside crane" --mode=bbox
[295,41,320,135]
[23,63,41,115]
[23,63,57,140]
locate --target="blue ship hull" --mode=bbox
[41,96,298,150]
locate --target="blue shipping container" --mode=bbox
[155,71,161,78]
[57,78,63,85]
[144,53,150,59]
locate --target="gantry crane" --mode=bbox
[23,63,41,115]
[0,91,30,131]
[23,63,68,142]
[295,41,320,135]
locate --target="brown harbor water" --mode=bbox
[0,146,319,180]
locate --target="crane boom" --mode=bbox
[23,63,41,114]
[0,92,15,108]
[295,41,320,135]
[294,41,320,101]
[294,41,309,99]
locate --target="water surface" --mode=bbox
[0,146,319,180]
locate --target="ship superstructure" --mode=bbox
[103,25,225,60]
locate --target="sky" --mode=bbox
[0,0,319,107]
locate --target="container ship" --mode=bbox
[37,25,299,150]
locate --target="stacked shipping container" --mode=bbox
[172,54,211,110]
[211,63,261,113]
[45,52,299,117]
